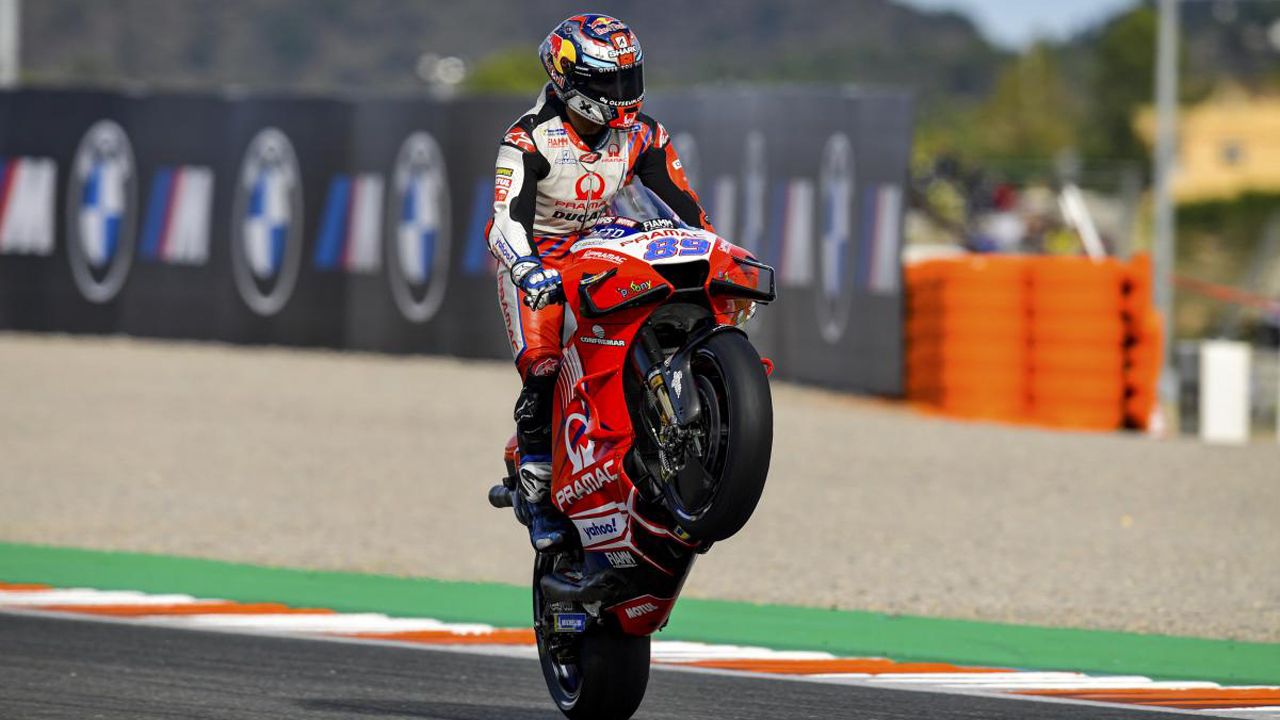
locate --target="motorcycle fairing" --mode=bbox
[548,221,769,636]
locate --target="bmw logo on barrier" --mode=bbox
[816,133,855,344]
[386,131,451,324]
[66,120,137,303]
[230,128,304,317]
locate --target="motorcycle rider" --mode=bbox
[488,14,715,550]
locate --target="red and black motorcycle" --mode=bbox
[489,203,776,720]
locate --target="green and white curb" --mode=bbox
[1,542,1277,717]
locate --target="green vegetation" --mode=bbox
[466,47,547,94]
[916,44,1078,165]
[1083,8,1160,162]
[1175,193,1280,340]
[20,0,1005,99]
[921,3,1278,167]
[21,1,1276,167]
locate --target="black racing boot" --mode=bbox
[515,374,573,552]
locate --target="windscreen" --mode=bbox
[609,183,685,227]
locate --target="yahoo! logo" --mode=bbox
[583,517,618,539]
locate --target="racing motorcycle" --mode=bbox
[489,196,776,720]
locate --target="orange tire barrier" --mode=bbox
[1031,375,1126,403]
[1031,318,1127,344]
[905,253,1162,431]
[1028,403,1125,430]
[907,314,1029,338]
[905,257,1029,421]
[1122,255,1163,429]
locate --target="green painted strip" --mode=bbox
[0,542,531,627]
[1,542,1277,685]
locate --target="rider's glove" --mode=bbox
[511,259,563,311]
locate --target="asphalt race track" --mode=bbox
[0,612,1196,720]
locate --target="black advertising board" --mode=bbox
[0,87,912,394]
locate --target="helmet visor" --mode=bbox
[578,65,644,106]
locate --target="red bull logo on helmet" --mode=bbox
[585,15,626,38]
[549,33,576,75]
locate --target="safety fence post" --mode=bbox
[1198,340,1250,445]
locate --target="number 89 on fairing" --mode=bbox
[643,236,711,261]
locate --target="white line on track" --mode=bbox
[143,613,495,634]
[0,589,208,605]
[651,642,835,662]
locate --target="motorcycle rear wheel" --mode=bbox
[534,555,651,720]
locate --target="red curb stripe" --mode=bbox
[1146,700,1280,709]
[671,658,1010,675]
[1021,689,1280,701]
[0,581,54,591]
[1018,688,1280,709]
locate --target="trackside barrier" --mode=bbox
[0,87,914,395]
[904,254,1162,431]
[1175,341,1280,441]
[1199,340,1251,445]
[904,257,1028,420]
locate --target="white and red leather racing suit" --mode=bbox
[487,84,714,381]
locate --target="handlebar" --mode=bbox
[488,484,516,509]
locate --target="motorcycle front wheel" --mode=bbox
[534,555,650,720]
[666,330,773,542]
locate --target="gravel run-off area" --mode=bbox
[0,333,1276,642]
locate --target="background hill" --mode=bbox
[21,0,1006,100]
[21,1,1278,163]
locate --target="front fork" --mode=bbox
[630,325,702,432]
